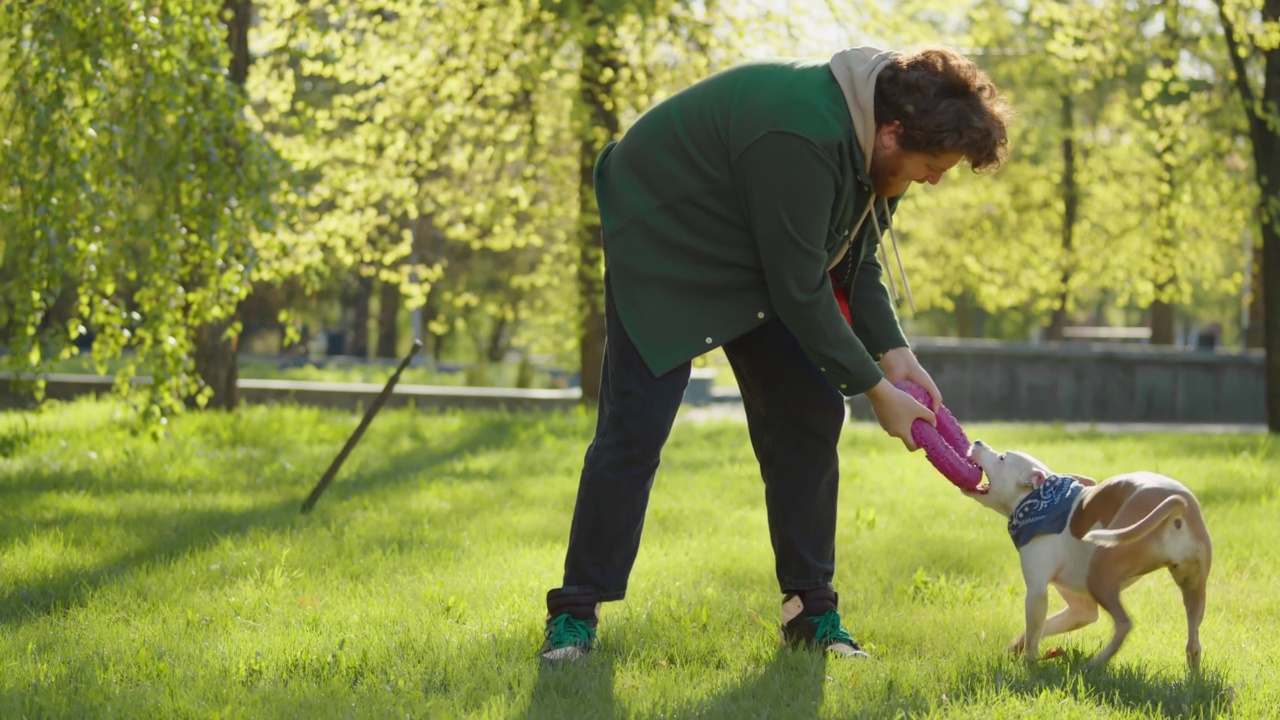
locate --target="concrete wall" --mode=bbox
[0,374,581,413]
[846,339,1267,424]
[2,340,1268,424]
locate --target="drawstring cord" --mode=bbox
[870,196,915,314]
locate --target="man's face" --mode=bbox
[869,122,964,198]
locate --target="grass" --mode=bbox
[0,398,1275,718]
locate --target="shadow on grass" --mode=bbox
[302,410,563,510]
[0,420,37,458]
[691,647,827,720]
[0,410,565,629]
[524,653,619,720]
[0,497,301,628]
[950,649,1233,719]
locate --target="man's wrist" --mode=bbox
[875,345,911,362]
[864,377,894,400]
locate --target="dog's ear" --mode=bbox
[1066,473,1097,487]
[1030,468,1049,488]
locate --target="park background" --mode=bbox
[2,1,1280,718]
[2,0,1280,430]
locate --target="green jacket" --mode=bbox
[594,57,908,396]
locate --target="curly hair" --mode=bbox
[874,47,1012,171]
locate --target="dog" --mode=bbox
[962,440,1212,668]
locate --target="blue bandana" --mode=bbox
[1007,474,1084,549]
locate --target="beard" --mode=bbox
[868,151,910,198]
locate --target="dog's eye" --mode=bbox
[998,453,1005,461]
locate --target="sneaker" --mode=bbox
[780,587,868,658]
[540,585,601,661]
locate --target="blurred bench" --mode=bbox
[1062,326,1151,343]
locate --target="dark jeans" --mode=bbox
[562,279,845,601]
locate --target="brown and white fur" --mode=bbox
[963,440,1212,668]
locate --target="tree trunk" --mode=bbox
[351,275,372,358]
[1149,302,1176,345]
[1149,1,1180,348]
[224,0,250,86]
[193,0,252,409]
[954,292,973,338]
[1046,92,1076,342]
[1246,243,1266,349]
[376,279,400,358]
[1260,135,1280,429]
[193,321,239,409]
[1217,0,1280,430]
[1265,202,1280,433]
[575,4,621,404]
[486,314,511,364]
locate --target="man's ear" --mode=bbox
[875,120,902,149]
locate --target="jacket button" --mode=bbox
[705,337,713,344]
[757,311,765,319]
[820,367,826,372]
[840,383,848,389]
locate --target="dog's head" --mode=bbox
[963,440,1054,517]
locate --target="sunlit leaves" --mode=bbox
[0,0,285,423]
[888,0,1253,338]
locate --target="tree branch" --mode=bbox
[1214,0,1264,141]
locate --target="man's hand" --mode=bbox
[878,347,942,411]
[865,377,935,451]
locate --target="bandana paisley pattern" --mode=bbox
[1007,474,1084,549]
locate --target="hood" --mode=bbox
[829,46,898,175]
[829,46,916,314]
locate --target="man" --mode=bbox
[541,46,1012,661]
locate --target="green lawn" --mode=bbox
[1,399,1275,718]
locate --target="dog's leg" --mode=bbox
[1018,587,1050,661]
[1086,564,1132,668]
[1012,588,1098,659]
[1015,546,1056,661]
[1179,572,1207,669]
[1041,588,1100,640]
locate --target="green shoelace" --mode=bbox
[809,609,855,647]
[544,613,598,649]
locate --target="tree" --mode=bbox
[1215,0,1280,430]
[0,0,286,424]
[888,0,1251,352]
[190,0,253,408]
[251,0,589,373]
[570,0,623,403]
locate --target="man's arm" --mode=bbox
[731,131,883,396]
[732,132,935,448]
[847,198,909,358]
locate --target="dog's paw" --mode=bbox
[1007,636,1026,657]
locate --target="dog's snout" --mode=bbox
[973,439,987,448]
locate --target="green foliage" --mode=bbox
[891,0,1253,338]
[249,0,739,369]
[0,0,287,418]
[2,0,1275,423]
[0,399,1274,716]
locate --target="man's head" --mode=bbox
[869,47,1012,197]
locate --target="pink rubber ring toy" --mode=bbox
[894,380,985,492]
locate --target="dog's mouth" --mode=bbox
[961,474,990,495]
[970,477,990,494]
[963,452,991,494]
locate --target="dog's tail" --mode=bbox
[1083,495,1188,547]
